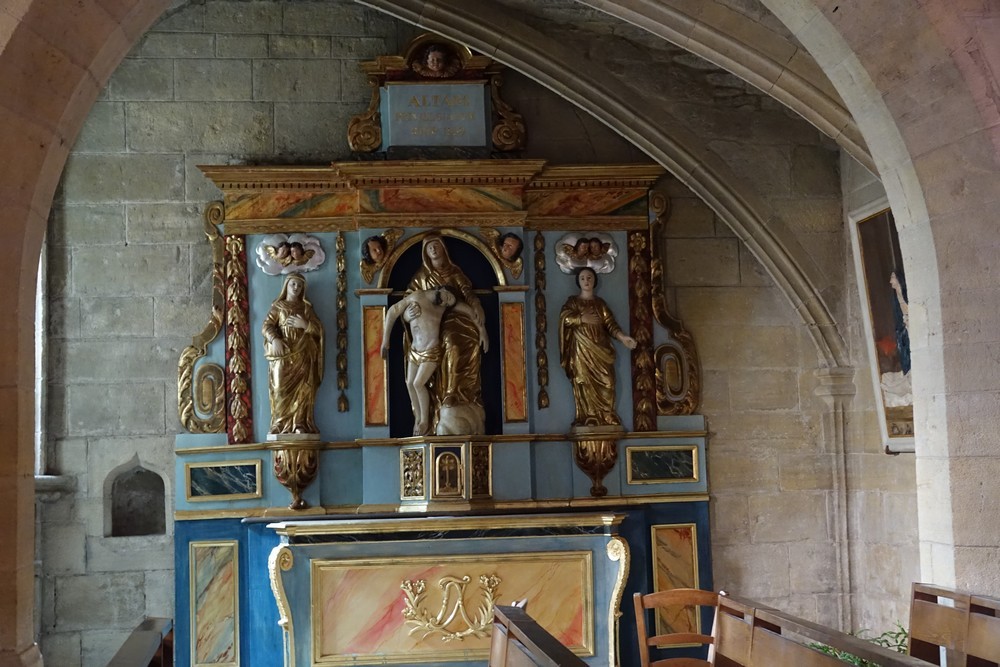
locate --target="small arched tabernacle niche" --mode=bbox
[110,466,166,537]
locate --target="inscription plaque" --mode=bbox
[383,82,490,147]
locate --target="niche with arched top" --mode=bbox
[110,465,166,537]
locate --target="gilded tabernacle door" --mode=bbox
[172,33,711,667]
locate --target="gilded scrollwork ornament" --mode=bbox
[649,191,701,415]
[572,431,620,498]
[401,448,425,499]
[470,444,491,498]
[178,202,226,433]
[268,546,295,641]
[606,536,631,667]
[347,75,382,152]
[489,73,526,151]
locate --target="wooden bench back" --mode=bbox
[713,594,930,667]
[909,582,1000,666]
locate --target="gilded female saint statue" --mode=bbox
[559,267,636,427]
[262,274,324,436]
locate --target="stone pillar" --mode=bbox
[814,367,856,632]
[0,243,43,667]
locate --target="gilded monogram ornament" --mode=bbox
[400,574,501,642]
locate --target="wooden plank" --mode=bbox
[712,606,751,666]
[968,603,1000,663]
[748,627,844,667]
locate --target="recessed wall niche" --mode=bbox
[108,463,166,537]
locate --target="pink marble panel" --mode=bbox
[525,189,646,216]
[651,523,699,637]
[311,552,593,665]
[363,306,387,426]
[224,191,358,220]
[359,187,522,213]
[191,541,239,666]
[501,302,527,422]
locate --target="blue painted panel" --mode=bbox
[174,519,246,667]
[617,502,713,667]
[175,519,284,667]
[490,441,532,500]
[362,446,402,504]
[532,440,574,500]
[320,448,364,506]
[243,522,284,667]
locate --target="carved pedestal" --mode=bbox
[270,438,321,510]
[570,426,623,498]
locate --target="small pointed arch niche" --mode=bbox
[105,456,166,537]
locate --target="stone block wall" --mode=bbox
[37,1,918,664]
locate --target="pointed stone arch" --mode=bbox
[360,0,849,367]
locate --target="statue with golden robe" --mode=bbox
[559,267,636,427]
[406,235,487,435]
[262,274,324,435]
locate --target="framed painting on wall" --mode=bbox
[850,206,914,453]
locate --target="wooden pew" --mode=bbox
[909,582,1000,666]
[713,594,930,667]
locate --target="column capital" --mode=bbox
[813,367,856,399]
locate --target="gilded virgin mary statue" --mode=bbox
[262,274,324,436]
[406,234,487,435]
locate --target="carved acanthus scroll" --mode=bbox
[225,234,253,444]
[650,192,700,415]
[178,202,226,433]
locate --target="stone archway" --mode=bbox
[758,0,1000,593]
[5,0,1000,664]
[0,3,173,664]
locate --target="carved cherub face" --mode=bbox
[589,238,603,258]
[367,237,385,263]
[426,48,448,72]
[500,234,522,261]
